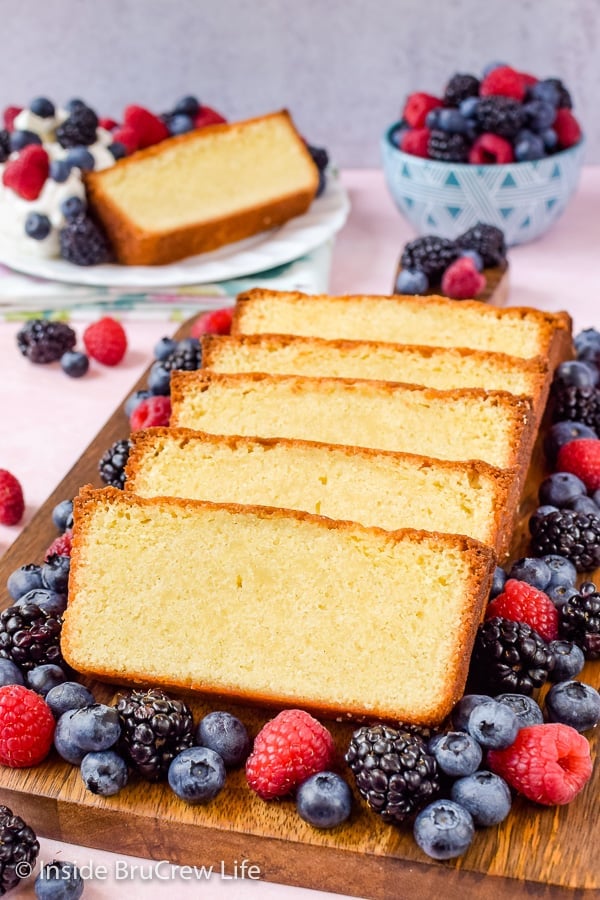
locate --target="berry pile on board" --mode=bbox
[393,63,582,163]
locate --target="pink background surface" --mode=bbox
[1,167,599,898]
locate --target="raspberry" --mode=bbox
[0,684,55,767]
[487,723,592,805]
[480,65,526,101]
[400,127,431,158]
[556,438,600,491]
[190,307,233,338]
[99,117,119,132]
[45,528,73,561]
[130,395,171,431]
[554,108,582,150]
[194,106,227,129]
[469,134,515,164]
[123,105,170,149]
[440,257,486,300]
[486,579,559,642]
[83,316,127,366]
[402,93,443,129]
[246,709,335,800]
[0,469,25,526]
[111,125,139,155]
[2,144,49,201]
[3,105,23,131]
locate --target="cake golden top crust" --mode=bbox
[62,486,495,725]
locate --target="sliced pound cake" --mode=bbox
[231,289,572,366]
[126,428,516,555]
[62,486,495,725]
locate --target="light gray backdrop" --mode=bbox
[2,0,598,165]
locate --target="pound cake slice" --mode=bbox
[202,333,550,423]
[63,486,495,725]
[170,371,534,473]
[231,289,572,366]
[126,428,516,555]
[85,111,319,265]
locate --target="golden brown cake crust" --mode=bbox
[84,111,319,266]
[63,486,495,725]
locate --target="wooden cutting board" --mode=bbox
[0,319,598,900]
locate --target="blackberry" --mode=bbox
[0,129,10,163]
[0,804,39,895]
[16,319,76,364]
[551,383,600,430]
[559,582,600,658]
[456,223,507,267]
[474,96,526,139]
[306,144,329,173]
[400,235,459,281]
[0,603,65,673]
[59,214,112,266]
[55,104,99,148]
[345,723,439,824]
[428,129,470,163]
[443,73,480,107]
[99,438,131,489]
[530,508,600,572]
[469,616,554,695]
[115,688,195,781]
[162,342,202,374]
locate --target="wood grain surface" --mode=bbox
[0,318,598,900]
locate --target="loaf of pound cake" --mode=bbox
[231,289,572,367]
[126,427,516,555]
[62,486,496,725]
[85,111,319,265]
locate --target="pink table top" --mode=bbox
[1,167,600,898]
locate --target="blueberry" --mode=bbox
[173,95,200,117]
[124,388,152,418]
[26,664,67,697]
[60,196,86,221]
[575,327,600,357]
[539,471,587,507]
[390,122,409,148]
[52,499,74,532]
[41,554,70,593]
[168,746,226,803]
[544,421,597,464]
[593,488,600,506]
[54,709,87,764]
[81,749,129,796]
[529,505,559,534]
[495,693,543,727]
[546,583,580,610]
[0,658,25,687]
[451,694,491,731]
[543,554,578,587]
[548,640,586,681]
[507,556,552,591]
[25,213,52,241]
[567,495,600,516]
[555,360,599,389]
[545,681,600,731]
[436,108,470,134]
[527,80,560,107]
[168,114,195,135]
[467,700,519,749]
[65,146,95,171]
[425,108,442,130]
[147,360,171,395]
[10,129,42,151]
[30,96,56,118]
[541,127,558,151]
[427,731,482,777]
[108,141,127,160]
[523,99,556,132]
[7,563,44,601]
[49,159,72,183]
[514,130,546,161]
[68,704,121,752]
[489,566,506,599]
[154,336,178,360]
[46,681,96,718]
[34,859,84,900]
[450,771,511,827]
[15,588,67,616]
[459,97,480,119]
[196,711,250,767]
[459,249,484,272]
[395,268,429,295]
[61,350,89,378]
[296,771,352,829]
[413,799,474,860]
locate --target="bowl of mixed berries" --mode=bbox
[381,63,585,245]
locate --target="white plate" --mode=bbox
[0,173,350,288]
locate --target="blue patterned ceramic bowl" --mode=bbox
[381,122,585,246]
